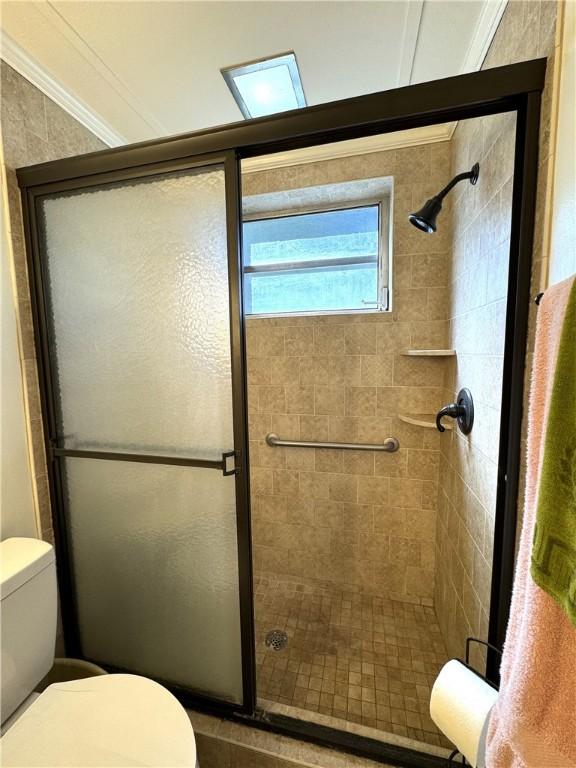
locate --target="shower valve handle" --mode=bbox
[436,403,465,432]
[436,388,474,435]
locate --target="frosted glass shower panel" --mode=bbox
[65,458,243,703]
[39,168,232,456]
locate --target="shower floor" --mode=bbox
[254,572,450,749]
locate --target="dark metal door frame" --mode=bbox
[18,58,546,766]
[21,150,256,717]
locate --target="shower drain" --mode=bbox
[265,629,288,651]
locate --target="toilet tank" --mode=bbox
[1,538,57,724]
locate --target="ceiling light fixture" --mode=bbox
[221,51,306,120]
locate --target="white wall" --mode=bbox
[1,172,38,540]
[549,0,576,285]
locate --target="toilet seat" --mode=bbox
[0,673,197,767]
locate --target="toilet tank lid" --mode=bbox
[1,538,55,600]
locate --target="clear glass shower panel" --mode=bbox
[65,458,243,702]
[40,168,232,457]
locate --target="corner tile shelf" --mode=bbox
[399,413,453,430]
[400,349,456,357]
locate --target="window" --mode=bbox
[243,202,389,316]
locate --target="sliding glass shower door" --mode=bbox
[35,156,251,707]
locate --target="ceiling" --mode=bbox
[1,1,507,147]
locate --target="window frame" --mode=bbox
[242,196,391,318]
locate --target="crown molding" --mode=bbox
[462,0,508,73]
[242,124,454,174]
[397,0,424,86]
[34,2,167,138]
[0,30,125,147]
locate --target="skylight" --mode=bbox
[221,52,306,119]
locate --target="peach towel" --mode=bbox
[486,275,576,768]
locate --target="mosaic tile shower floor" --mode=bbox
[254,573,451,749]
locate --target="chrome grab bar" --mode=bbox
[265,433,399,452]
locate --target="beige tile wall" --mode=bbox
[433,0,558,665]
[1,61,106,543]
[244,142,454,604]
[434,112,512,662]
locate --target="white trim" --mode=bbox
[241,124,453,174]
[462,0,508,73]
[0,30,125,147]
[34,2,166,137]
[397,0,424,86]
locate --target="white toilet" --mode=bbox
[0,537,197,766]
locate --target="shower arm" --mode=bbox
[435,167,478,201]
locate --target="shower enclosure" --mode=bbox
[18,59,545,766]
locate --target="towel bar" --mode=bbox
[265,433,400,452]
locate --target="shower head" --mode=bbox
[409,197,443,234]
[409,162,479,234]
